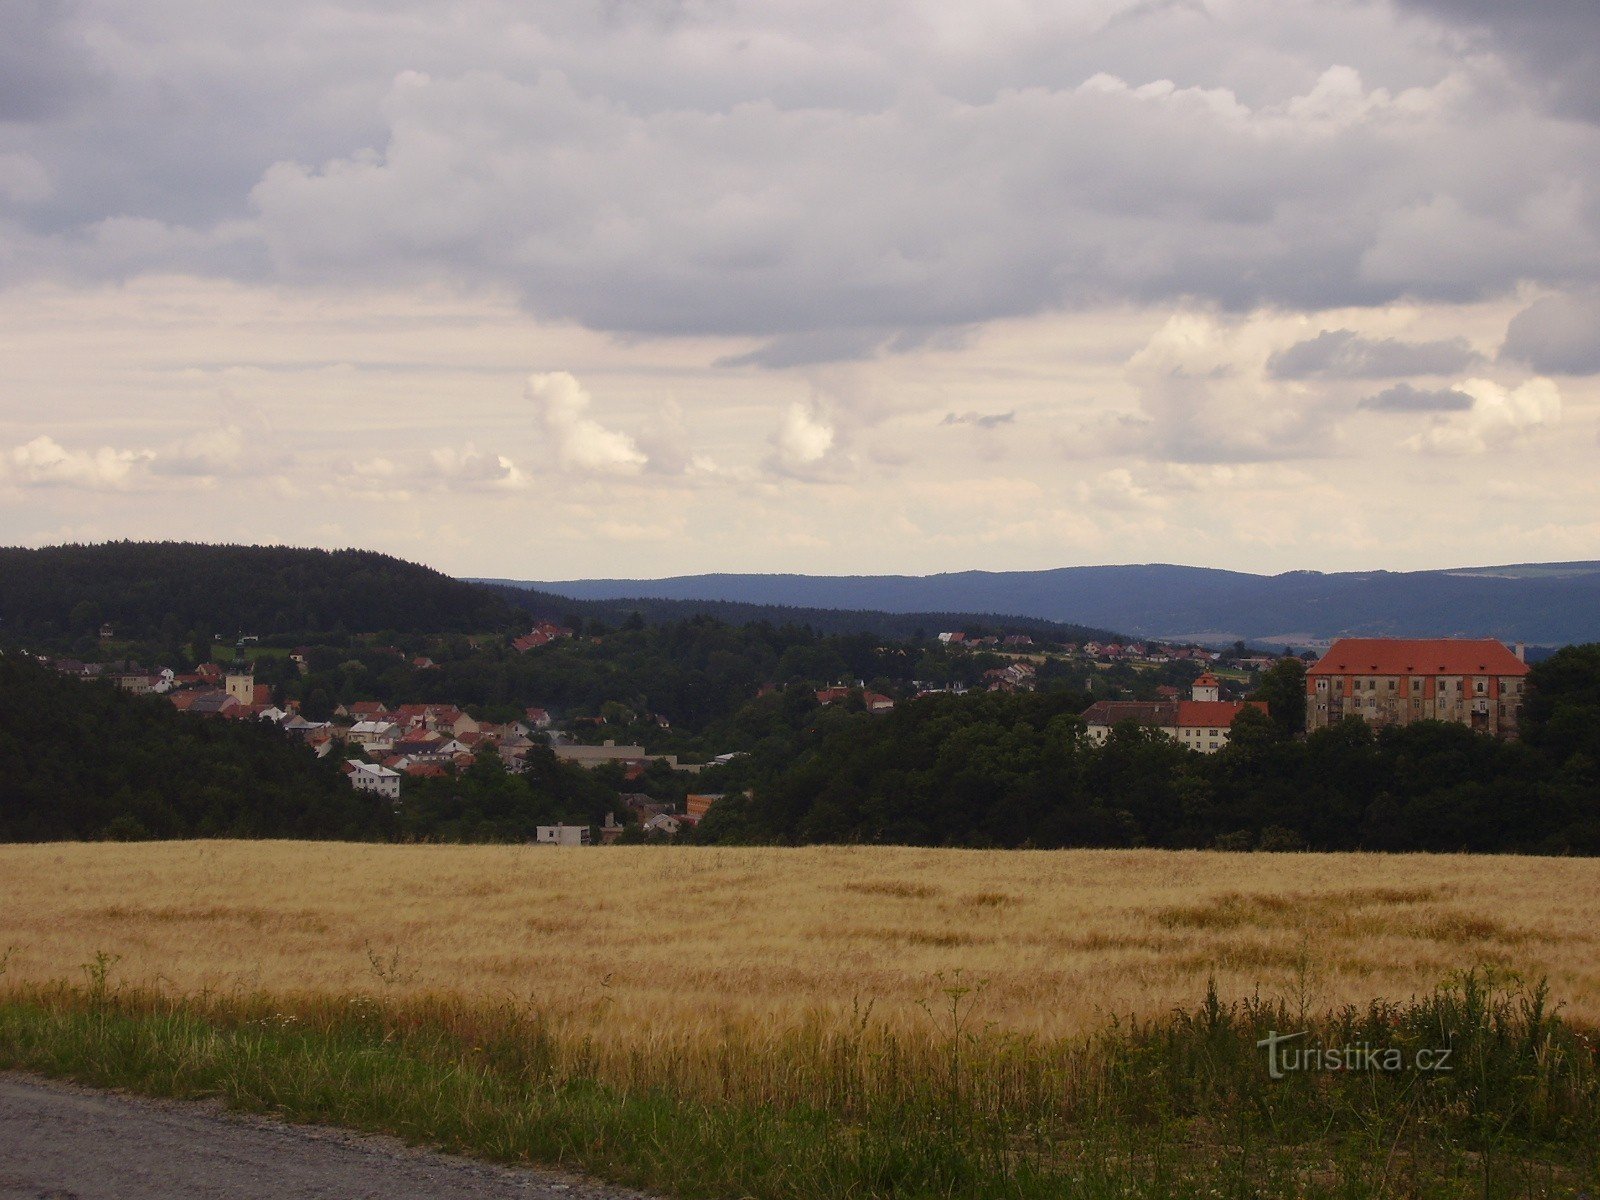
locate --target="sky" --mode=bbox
[2,0,1599,581]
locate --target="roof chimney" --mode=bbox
[1514,642,1526,663]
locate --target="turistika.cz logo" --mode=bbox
[1256,1030,1454,1080]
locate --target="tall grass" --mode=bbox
[3,970,1595,1199]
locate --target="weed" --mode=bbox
[79,950,120,1007]
[364,943,417,989]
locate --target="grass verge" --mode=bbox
[1,970,1596,1198]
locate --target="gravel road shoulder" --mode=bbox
[0,1072,662,1200]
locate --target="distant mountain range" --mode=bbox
[507,562,1600,648]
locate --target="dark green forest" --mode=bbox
[0,542,1110,664]
[689,651,1600,854]
[0,656,621,843]
[0,542,527,648]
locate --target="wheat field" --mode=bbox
[3,842,1596,1037]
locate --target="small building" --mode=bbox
[685,793,724,818]
[349,761,401,800]
[535,823,591,846]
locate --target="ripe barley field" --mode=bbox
[2,841,1596,1034]
[3,842,1598,1198]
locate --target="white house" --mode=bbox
[349,761,401,800]
[535,823,591,846]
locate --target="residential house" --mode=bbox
[535,823,591,846]
[349,761,401,799]
[685,793,723,818]
[348,720,403,752]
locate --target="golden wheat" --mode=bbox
[2,842,1596,1039]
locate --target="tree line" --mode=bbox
[690,650,1600,854]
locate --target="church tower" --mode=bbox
[225,662,255,705]
[1191,672,1220,702]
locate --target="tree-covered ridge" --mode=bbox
[0,654,382,841]
[0,542,537,647]
[1,543,1131,662]
[690,650,1600,854]
[0,655,629,843]
[483,582,1122,644]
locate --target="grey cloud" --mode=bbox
[1500,291,1600,374]
[5,3,1600,354]
[1391,1,1600,121]
[1358,382,1474,412]
[1268,329,1482,379]
[0,1,94,122]
[942,410,1015,429]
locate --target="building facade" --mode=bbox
[1081,675,1267,753]
[1304,638,1528,737]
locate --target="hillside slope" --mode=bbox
[0,543,539,646]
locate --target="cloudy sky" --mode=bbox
[3,0,1599,580]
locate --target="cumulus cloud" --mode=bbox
[1268,329,1481,379]
[766,399,850,481]
[5,436,153,490]
[1500,290,1600,374]
[1358,382,1475,412]
[942,410,1016,429]
[148,426,250,477]
[1115,313,1334,463]
[1403,377,1561,454]
[429,444,531,492]
[525,372,648,475]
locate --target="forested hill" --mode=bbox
[0,540,1126,654]
[480,582,1119,644]
[0,653,383,841]
[0,543,566,646]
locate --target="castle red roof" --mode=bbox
[1308,638,1527,677]
[1176,700,1265,728]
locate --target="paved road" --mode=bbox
[0,1073,658,1200]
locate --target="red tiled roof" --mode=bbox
[1309,638,1527,677]
[1081,700,1176,727]
[1175,700,1265,728]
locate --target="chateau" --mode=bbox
[1304,638,1529,737]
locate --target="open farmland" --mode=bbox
[3,842,1597,1032]
[4,842,1598,1198]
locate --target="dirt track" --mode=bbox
[0,1073,657,1200]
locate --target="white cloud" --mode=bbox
[1404,377,1562,454]
[766,398,853,480]
[5,436,153,491]
[525,372,648,475]
[429,444,531,492]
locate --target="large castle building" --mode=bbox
[1304,638,1528,737]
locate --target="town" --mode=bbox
[30,618,1541,846]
